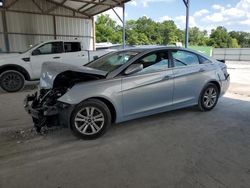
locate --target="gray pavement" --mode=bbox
[227,61,250,96]
[0,61,250,188]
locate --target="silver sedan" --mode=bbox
[25,47,230,139]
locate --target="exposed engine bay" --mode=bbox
[24,62,107,132]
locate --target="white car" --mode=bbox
[0,40,111,92]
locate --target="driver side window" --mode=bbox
[134,51,169,74]
[33,42,63,55]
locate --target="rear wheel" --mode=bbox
[70,99,111,139]
[198,83,219,111]
[0,70,25,92]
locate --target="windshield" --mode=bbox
[86,51,139,72]
[20,43,40,54]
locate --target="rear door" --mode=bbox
[61,42,89,66]
[122,50,174,119]
[170,49,209,106]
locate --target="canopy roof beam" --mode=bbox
[1,0,130,18]
[70,0,123,7]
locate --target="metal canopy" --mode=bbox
[50,0,130,17]
[2,0,130,18]
[0,0,130,52]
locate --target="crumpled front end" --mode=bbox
[24,62,107,132]
[24,88,72,132]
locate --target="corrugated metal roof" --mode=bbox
[46,0,131,17]
[2,0,130,18]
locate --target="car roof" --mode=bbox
[41,39,82,43]
[118,46,187,53]
[117,46,212,59]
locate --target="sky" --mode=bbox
[103,0,250,32]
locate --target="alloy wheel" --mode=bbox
[203,87,217,108]
[74,106,105,135]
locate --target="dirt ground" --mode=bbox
[0,61,250,188]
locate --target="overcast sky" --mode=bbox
[103,0,250,32]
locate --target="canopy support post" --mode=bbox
[112,4,126,49]
[183,0,189,48]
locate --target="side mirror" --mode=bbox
[93,56,99,60]
[125,64,143,75]
[32,49,41,56]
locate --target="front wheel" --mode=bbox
[70,99,111,140]
[198,83,219,111]
[0,70,25,92]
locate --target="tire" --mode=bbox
[198,83,219,111]
[70,99,112,140]
[0,70,25,92]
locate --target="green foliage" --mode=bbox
[188,27,208,46]
[95,15,122,43]
[229,31,250,47]
[159,20,179,44]
[207,26,239,48]
[95,15,248,48]
[230,38,240,48]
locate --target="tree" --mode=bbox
[95,15,121,43]
[229,31,250,47]
[177,29,185,44]
[230,38,240,48]
[126,18,180,45]
[133,16,161,44]
[188,27,208,46]
[207,26,239,48]
[95,15,247,48]
[159,20,179,45]
[126,29,150,45]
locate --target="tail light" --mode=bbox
[221,66,229,79]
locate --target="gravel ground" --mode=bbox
[0,61,249,188]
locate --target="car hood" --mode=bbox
[0,53,21,64]
[40,61,108,89]
[0,53,21,60]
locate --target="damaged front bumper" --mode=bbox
[24,93,59,118]
[24,92,73,132]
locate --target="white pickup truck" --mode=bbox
[0,40,112,92]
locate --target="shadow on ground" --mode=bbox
[0,91,250,188]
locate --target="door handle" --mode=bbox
[53,56,61,59]
[199,68,205,72]
[163,75,173,80]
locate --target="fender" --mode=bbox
[200,80,221,97]
[0,64,31,80]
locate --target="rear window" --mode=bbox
[172,50,200,67]
[199,56,212,64]
[64,42,81,53]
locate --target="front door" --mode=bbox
[122,50,174,119]
[30,41,63,78]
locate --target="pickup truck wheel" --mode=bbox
[70,99,111,140]
[0,70,25,92]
